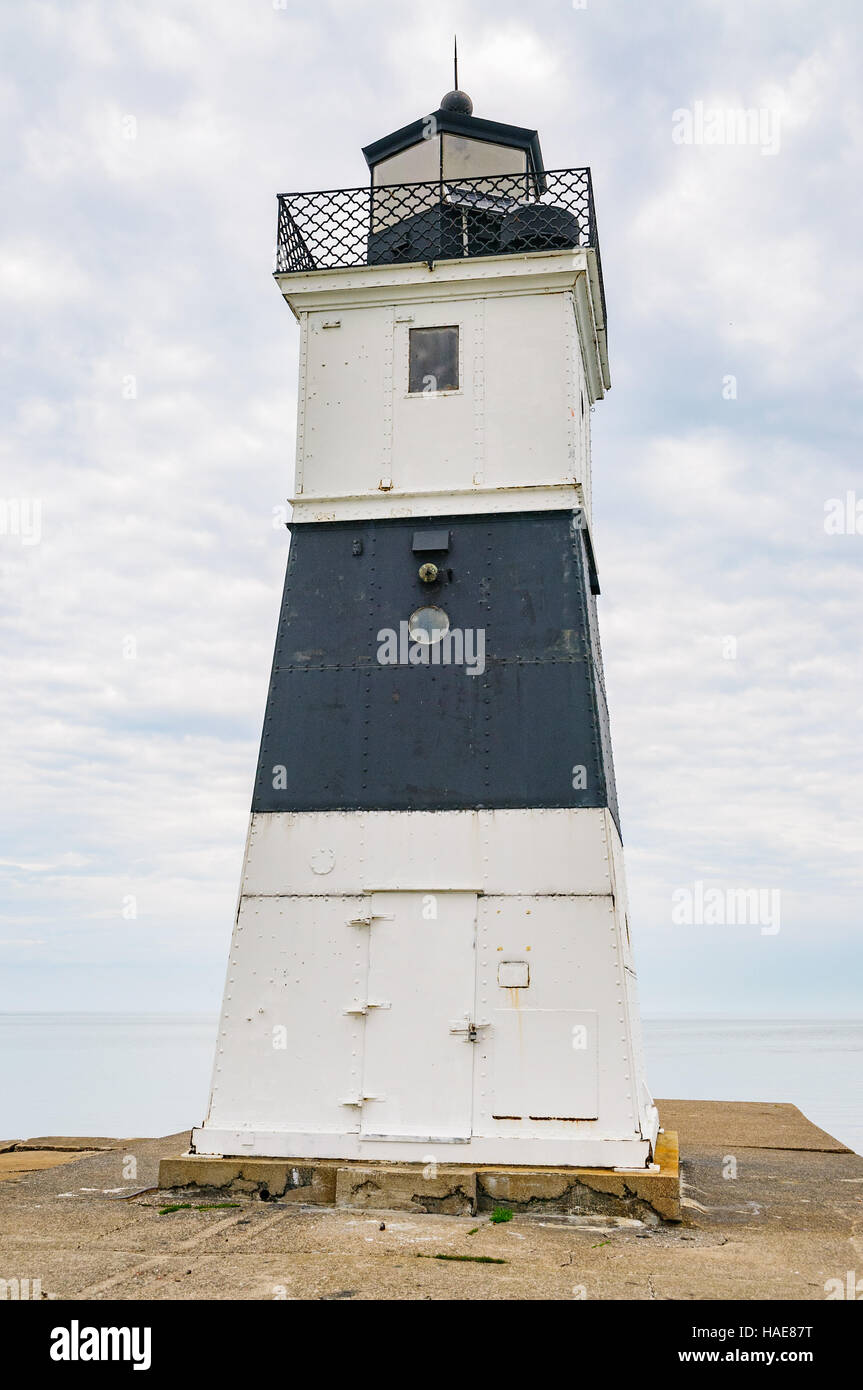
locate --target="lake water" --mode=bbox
[644,1017,863,1156]
[1,1014,861,1155]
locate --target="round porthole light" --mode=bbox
[408,606,450,646]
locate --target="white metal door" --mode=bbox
[206,895,368,1135]
[359,890,477,1141]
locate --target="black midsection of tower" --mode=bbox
[252,509,620,832]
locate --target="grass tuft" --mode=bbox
[158,1201,240,1215]
[418,1253,508,1265]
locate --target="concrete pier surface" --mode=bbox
[1,1100,859,1301]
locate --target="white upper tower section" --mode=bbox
[273,93,610,526]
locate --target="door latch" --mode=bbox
[449,1017,491,1043]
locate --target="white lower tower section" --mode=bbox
[193,809,659,1167]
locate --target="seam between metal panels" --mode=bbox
[472,299,485,485]
[268,656,595,672]
[570,520,606,814]
[239,891,617,899]
[295,311,308,493]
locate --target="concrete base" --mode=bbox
[157,1129,680,1222]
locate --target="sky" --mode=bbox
[1,0,861,1018]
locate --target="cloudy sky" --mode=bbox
[1,0,861,1018]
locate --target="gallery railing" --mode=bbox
[275,167,605,317]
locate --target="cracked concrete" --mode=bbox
[159,1130,681,1221]
[0,1101,859,1301]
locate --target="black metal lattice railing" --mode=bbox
[275,167,604,310]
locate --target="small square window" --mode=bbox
[409,326,459,394]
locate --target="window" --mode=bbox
[408,606,450,645]
[408,326,459,394]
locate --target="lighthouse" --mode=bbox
[192,87,659,1171]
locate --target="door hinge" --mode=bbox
[343,1000,392,1016]
[346,911,394,928]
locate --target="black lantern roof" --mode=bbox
[362,104,546,192]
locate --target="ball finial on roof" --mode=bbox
[440,89,474,116]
